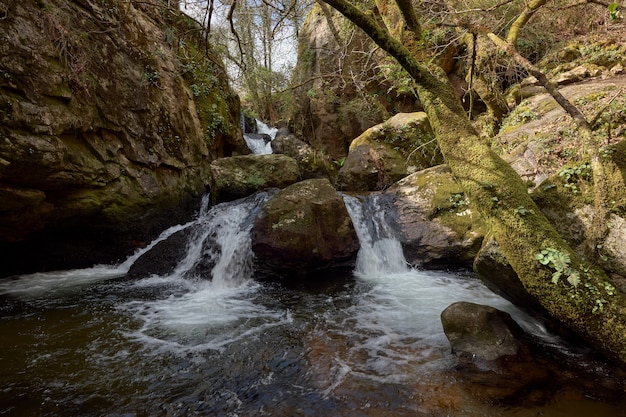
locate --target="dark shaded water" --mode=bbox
[1,194,625,416]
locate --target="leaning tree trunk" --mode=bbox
[321,0,626,365]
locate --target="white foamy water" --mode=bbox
[120,278,290,355]
[243,119,278,154]
[243,134,273,154]
[117,191,290,353]
[0,203,201,299]
[333,194,555,387]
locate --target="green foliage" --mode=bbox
[205,103,225,143]
[500,104,539,132]
[448,193,467,212]
[142,65,160,86]
[514,206,533,216]
[608,2,620,20]
[333,156,346,167]
[535,248,576,285]
[558,162,591,194]
[536,248,617,313]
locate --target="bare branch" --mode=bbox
[227,0,246,71]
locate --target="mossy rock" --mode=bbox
[383,165,485,269]
[209,154,301,203]
[250,178,359,279]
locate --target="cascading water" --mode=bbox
[243,119,278,155]
[0,192,623,417]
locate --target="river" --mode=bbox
[1,192,624,416]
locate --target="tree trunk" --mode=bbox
[320,0,626,365]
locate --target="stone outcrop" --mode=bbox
[383,165,484,269]
[250,178,359,279]
[209,154,301,203]
[271,129,337,180]
[0,0,245,276]
[336,112,442,191]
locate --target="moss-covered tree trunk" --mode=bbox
[321,0,626,365]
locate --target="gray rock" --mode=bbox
[251,178,359,279]
[441,301,525,362]
[209,154,300,203]
[383,165,484,269]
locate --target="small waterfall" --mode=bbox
[256,119,278,140]
[342,194,408,277]
[341,192,556,348]
[177,191,272,287]
[0,192,273,298]
[243,119,278,155]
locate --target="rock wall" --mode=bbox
[0,0,246,276]
[288,4,421,159]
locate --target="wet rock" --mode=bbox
[441,302,553,403]
[251,178,359,279]
[272,130,337,180]
[127,229,193,278]
[441,302,526,363]
[383,165,484,269]
[209,154,300,203]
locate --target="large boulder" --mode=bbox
[336,112,442,191]
[209,154,300,203]
[251,178,359,279]
[383,165,484,269]
[0,0,245,276]
[441,302,527,362]
[272,129,337,180]
[336,140,407,191]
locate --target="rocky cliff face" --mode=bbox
[288,4,422,159]
[0,0,247,276]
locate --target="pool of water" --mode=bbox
[1,267,624,417]
[1,192,624,416]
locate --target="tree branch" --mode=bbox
[320,0,424,81]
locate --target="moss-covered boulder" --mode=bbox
[336,140,407,191]
[383,165,484,269]
[209,154,300,203]
[272,129,337,180]
[337,112,442,191]
[250,178,359,279]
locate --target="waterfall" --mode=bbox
[340,192,556,350]
[243,119,278,155]
[175,191,273,287]
[256,119,278,140]
[0,192,274,298]
[342,194,408,277]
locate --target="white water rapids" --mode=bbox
[3,191,616,417]
[243,119,278,154]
